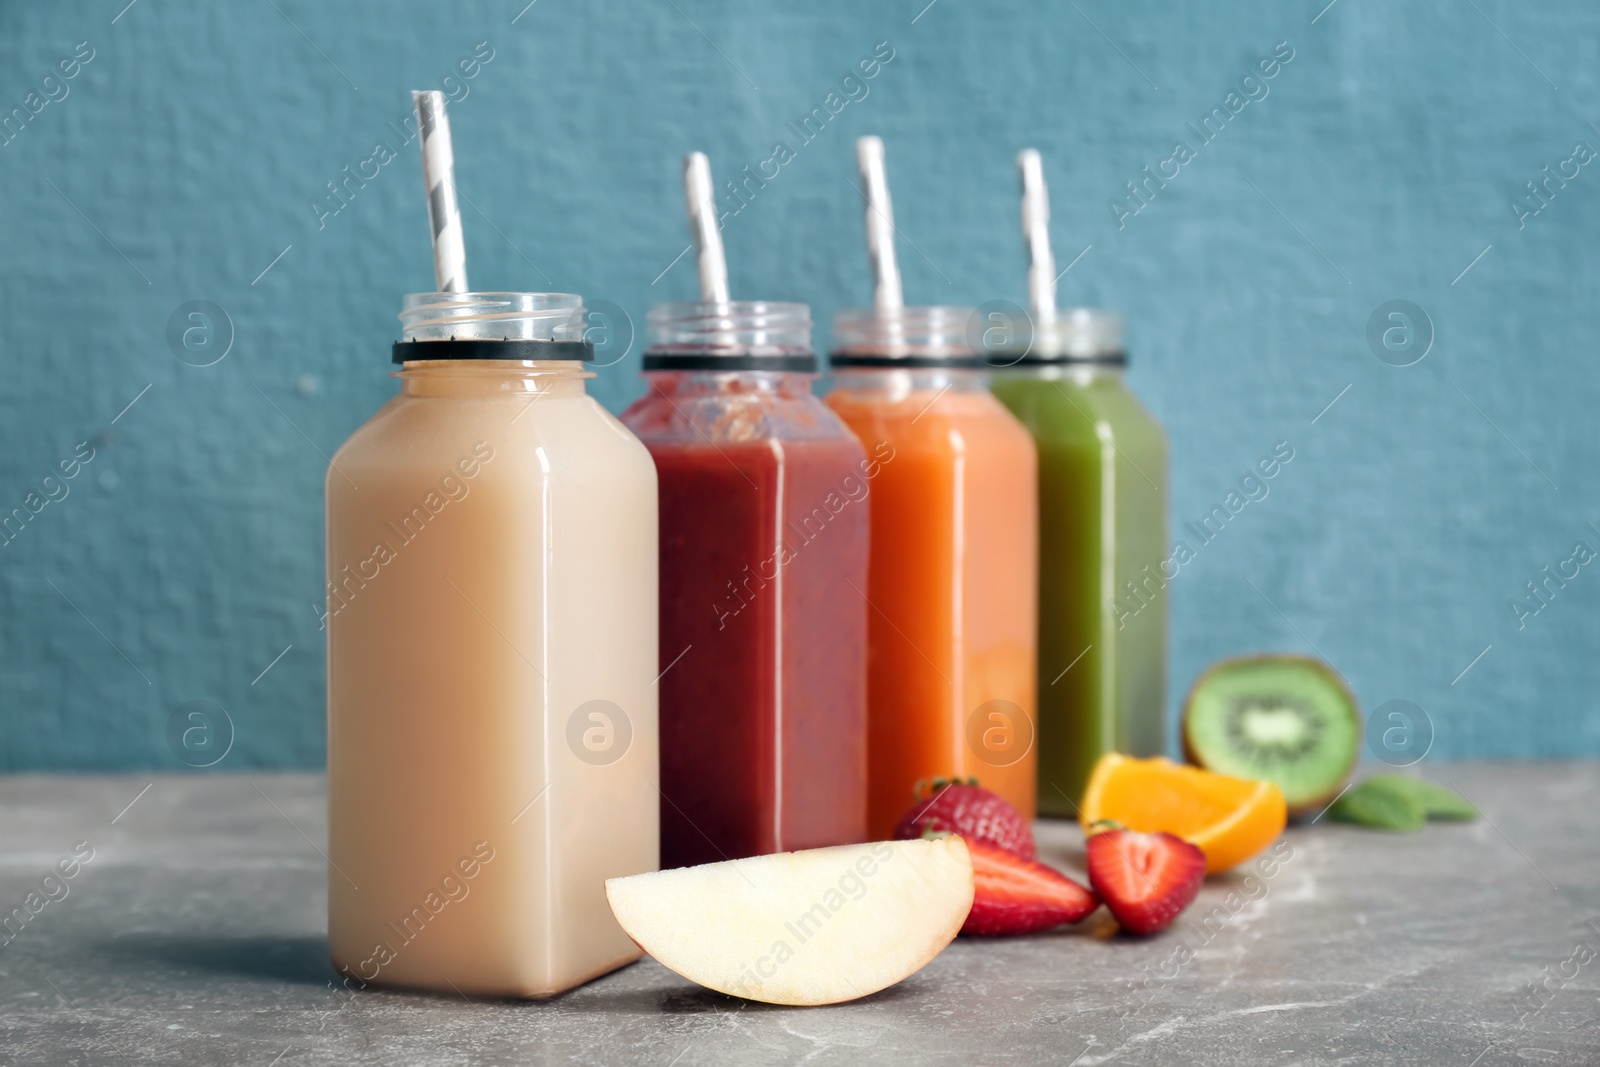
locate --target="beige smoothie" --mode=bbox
[326,294,659,998]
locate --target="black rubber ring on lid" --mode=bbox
[392,338,594,364]
[987,349,1129,368]
[827,353,995,370]
[640,352,818,373]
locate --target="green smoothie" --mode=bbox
[991,351,1168,815]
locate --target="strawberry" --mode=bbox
[1084,828,1205,936]
[893,780,1037,860]
[961,838,1098,936]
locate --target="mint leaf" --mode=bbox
[1327,779,1426,831]
[1363,774,1477,821]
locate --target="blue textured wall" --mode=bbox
[1,0,1594,769]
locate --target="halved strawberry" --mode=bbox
[894,780,1037,860]
[961,838,1098,936]
[1084,828,1205,936]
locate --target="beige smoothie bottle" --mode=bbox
[324,92,659,998]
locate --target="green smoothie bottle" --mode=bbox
[989,151,1168,815]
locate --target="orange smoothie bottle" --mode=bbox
[830,137,1039,835]
[826,306,1040,837]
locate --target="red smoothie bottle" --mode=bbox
[621,300,872,868]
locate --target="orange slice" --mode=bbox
[1079,754,1286,874]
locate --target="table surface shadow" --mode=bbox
[0,762,1596,1066]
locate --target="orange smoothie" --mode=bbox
[826,362,1039,838]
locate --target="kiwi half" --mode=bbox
[1182,654,1361,817]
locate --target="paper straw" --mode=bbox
[855,136,903,313]
[1017,149,1057,331]
[412,90,469,294]
[682,152,729,304]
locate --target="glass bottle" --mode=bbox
[620,301,869,869]
[326,292,659,997]
[824,307,1039,837]
[990,308,1168,814]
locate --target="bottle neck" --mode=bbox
[1001,362,1125,386]
[641,369,816,400]
[829,367,990,395]
[396,359,592,399]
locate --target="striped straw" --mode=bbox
[412,90,469,294]
[1016,149,1057,331]
[855,136,903,313]
[682,152,729,303]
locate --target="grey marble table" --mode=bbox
[0,764,1596,1066]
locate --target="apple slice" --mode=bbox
[605,838,973,1006]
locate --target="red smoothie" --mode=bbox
[624,369,871,869]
